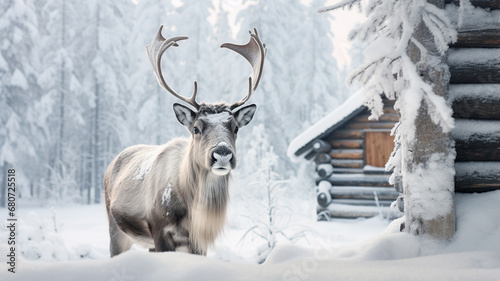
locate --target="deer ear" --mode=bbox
[234,104,257,127]
[173,103,196,128]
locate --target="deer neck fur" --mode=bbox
[179,140,230,254]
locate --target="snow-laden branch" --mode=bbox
[324,0,457,140]
[323,0,461,238]
[317,0,361,13]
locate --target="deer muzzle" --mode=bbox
[211,142,235,176]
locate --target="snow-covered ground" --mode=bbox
[1,190,500,280]
[0,199,391,263]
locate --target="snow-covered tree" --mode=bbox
[128,0,186,146]
[81,0,132,204]
[321,0,458,240]
[212,0,240,103]
[239,129,307,263]
[293,0,340,125]
[236,0,342,177]
[170,1,216,100]
[0,0,343,206]
[0,0,39,205]
[34,0,88,202]
[0,0,136,204]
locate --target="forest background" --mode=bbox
[0,0,361,207]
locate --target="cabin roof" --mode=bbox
[287,91,365,160]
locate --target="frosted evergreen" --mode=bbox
[0,0,342,205]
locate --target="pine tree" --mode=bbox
[212,0,238,103]
[83,0,132,203]
[128,0,186,145]
[295,0,340,126]
[34,0,87,202]
[321,0,457,240]
[171,1,216,101]
[236,0,342,178]
[0,0,40,205]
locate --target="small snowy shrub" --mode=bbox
[16,210,100,261]
[239,146,310,263]
[18,211,74,261]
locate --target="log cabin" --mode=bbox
[288,92,402,219]
[289,0,500,220]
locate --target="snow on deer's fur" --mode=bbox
[104,26,266,256]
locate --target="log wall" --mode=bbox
[445,0,500,10]
[314,99,401,219]
[447,0,500,193]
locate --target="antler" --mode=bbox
[146,25,200,110]
[221,28,266,110]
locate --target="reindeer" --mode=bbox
[104,26,266,256]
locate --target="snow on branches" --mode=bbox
[322,0,460,238]
[321,0,457,140]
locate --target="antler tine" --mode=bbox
[221,28,266,110]
[229,77,253,110]
[146,25,200,110]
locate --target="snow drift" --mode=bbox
[2,190,499,281]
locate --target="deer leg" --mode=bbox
[189,243,206,256]
[108,213,133,257]
[109,208,154,256]
[151,225,176,252]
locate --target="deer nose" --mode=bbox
[211,145,233,165]
[211,145,234,176]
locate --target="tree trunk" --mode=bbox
[93,78,100,204]
[93,3,101,204]
[57,0,67,189]
[0,164,6,208]
[87,136,92,204]
[402,0,455,240]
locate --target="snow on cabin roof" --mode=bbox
[287,91,365,161]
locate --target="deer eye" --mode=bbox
[233,126,239,134]
[193,127,200,134]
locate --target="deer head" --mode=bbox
[146,26,266,176]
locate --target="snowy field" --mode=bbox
[1,190,500,280]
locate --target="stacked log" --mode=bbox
[445,0,500,10]
[446,1,500,194]
[313,100,401,219]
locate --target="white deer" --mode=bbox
[104,26,266,256]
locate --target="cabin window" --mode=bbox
[364,131,394,168]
